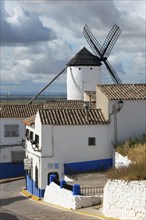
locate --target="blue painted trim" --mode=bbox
[0,162,25,179]
[73,184,81,195]
[64,158,112,175]
[26,175,45,198]
[26,175,33,194]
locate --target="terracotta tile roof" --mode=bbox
[0,105,44,118]
[23,115,36,126]
[0,101,96,118]
[84,91,96,102]
[39,108,107,125]
[97,84,146,100]
[44,100,96,109]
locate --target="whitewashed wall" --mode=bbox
[109,100,146,142]
[25,122,42,188]
[96,87,109,120]
[44,182,100,210]
[40,123,112,189]
[28,112,113,190]
[67,66,101,100]
[96,89,146,143]
[102,179,146,219]
[0,118,25,163]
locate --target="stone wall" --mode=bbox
[102,179,146,219]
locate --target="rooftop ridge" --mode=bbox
[97,84,146,100]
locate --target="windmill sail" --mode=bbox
[27,66,67,105]
[83,24,122,84]
[101,24,122,58]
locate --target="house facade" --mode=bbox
[23,84,146,198]
[96,84,146,143]
[0,104,43,179]
[23,107,113,198]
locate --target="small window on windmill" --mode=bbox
[79,67,81,70]
[90,67,92,70]
[88,137,96,146]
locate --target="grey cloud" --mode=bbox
[114,62,126,75]
[17,1,122,32]
[0,1,56,46]
[26,57,67,75]
[15,1,145,39]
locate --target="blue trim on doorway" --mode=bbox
[64,158,112,175]
[26,175,45,198]
[0,162,25,179]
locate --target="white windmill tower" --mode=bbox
[66,47,101,100]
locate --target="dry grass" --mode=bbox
[106,134,146,181]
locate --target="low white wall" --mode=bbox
[102,179,146,220]
[44,182,100,210]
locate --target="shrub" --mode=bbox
[116,134,146,157]
[106,134,146,181]
[106,159,146,181]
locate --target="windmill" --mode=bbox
[27,24,122,104]
[83,24,122,84]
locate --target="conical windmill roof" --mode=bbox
[67,47,101,66]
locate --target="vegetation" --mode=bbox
[106,134,146,181]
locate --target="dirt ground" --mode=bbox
[67,172,108,187]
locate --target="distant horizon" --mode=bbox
[0,91,67,96]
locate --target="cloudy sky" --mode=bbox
[0,0,145,95]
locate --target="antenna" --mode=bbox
[83,24,122,84]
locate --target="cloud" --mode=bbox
[0,0,145,94]
[0,0,56,46]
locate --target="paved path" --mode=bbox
[0,179,103,220]
[67,172,107,187]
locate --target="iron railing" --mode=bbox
[81,186,103,195]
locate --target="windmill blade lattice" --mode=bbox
[104,59,122,84]
[101,24,122,58]
[83,24,102,57]
[83,24,122,84]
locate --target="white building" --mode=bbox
[22,45,146,199]
[0,104,43,179]
[23,83,145,198]
[96,84,146,143]
[23,103,113,198]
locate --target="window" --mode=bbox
[90,67,93,70]
[11,151,25,163]
[88,137,96,146]
[35,134,39,148]
[25,129,29,139]
[30,131,33,142]
[35,166,38,188]
[79,67,81,70]
[4,125,19,137]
